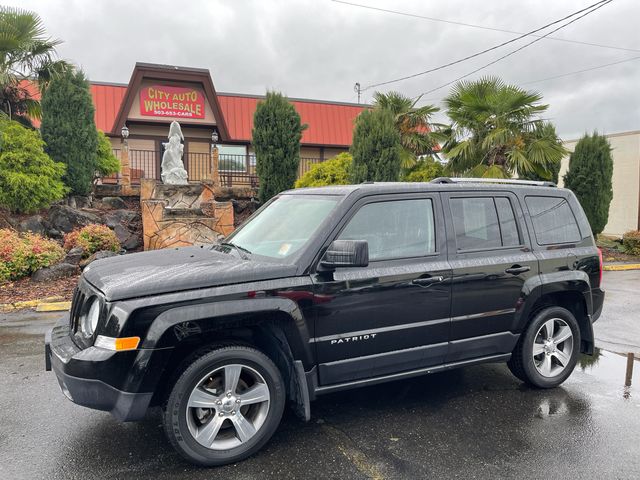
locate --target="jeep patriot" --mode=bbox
[45,178,605,466]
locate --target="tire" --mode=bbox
[508,306,581,388]
[163,345,286,466]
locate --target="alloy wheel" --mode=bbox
[185,364,270,450]
[532,318,574,378]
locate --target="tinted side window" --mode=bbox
[338,199,435,261]
[450,197,521,251]
[525,196,581,245]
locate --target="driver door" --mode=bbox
[310,194,452,386]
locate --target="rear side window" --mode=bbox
[525,196,581,245]
[450,197,521,251]
[338,198,435,261]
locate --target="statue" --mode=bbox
[161,121,188,184]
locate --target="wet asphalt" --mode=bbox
[1,271,639,479]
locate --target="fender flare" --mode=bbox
[142,297,314,366]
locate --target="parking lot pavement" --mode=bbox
[594,270,640,354]
[1,271,639,480]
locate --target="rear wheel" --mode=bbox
[163,346,285,466]
[508,306,580,388]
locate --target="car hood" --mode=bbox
[82,246,298,301]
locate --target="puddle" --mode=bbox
[578,347,638,399]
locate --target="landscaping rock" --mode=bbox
[101,196,126,210]
[79,250,119,268]
[46,205,100,234]
[70,196,92,209]
[32,263,80,283]
[104,209,139,228]
[64,247,84,266]
[113,224,130,244]
[16,215,47,235]
[122,233,142,250]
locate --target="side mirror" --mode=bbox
[320,240,369,270]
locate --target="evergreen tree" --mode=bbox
[41,69,98,195]
[563,132,613,235]
[350,108,402,183]
[0,119,66,213]
[252,91,306,203]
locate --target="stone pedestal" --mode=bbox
[140,179,234,250]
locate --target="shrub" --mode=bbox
[295,153,352,188]
[63,224,120,257]
[0,229,65,282]
[563,132,613,235]
[252,91,307,203]
[350,108,402,183]
[0,120,67,213]
[402,158,444,182]
[95,130,120,178]
[41,69,99,196]
[622,230,640,256]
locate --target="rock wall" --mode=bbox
[140,179,234,250]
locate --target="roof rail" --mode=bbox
[430,177,556,187]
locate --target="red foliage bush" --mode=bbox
[0,229,65,282]
[63,224,120,257]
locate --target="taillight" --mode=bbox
[597,248,603,287]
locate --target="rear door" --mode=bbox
[442,191,539,362]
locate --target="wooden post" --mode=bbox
[625,352,634,387]
[211,146,220,186]
[121,138,131,190]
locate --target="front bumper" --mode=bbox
[45,314,152,421]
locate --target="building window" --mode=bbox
[218,145,248,171]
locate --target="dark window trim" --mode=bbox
[449,195,524,253]
[336,197,438,262]
[524,194,582,246]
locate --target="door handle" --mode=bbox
[412,276,444,287]
[505,265,530,275]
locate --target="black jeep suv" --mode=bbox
[46,178,605,466]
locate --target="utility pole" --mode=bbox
[354,82,361,104]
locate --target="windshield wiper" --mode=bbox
[219,242,252,260]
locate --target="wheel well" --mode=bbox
[149,313,302,410]
[527,290,593,353]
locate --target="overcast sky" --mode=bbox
[11,0,640,139]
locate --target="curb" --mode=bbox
[603,264,640,271]
[0,296,69,313]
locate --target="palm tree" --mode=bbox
[442,77,567,179]
[372,91,447,169]
[0,6,71,125]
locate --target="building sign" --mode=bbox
[140,85,205,119]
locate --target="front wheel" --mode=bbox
[508,306,581,388]
[163,345,286,466]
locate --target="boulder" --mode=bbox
[101,196,126,210]
[16,215,47,235]
[122,233,142,251]
[79,250,119,268]
[64,247,84,266]
[32,263,80,282]
[113,224,130,244]
[72,196,92,209]
[46,205,100,234]
[104,209,139,228]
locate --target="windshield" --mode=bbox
[227,194,340,259]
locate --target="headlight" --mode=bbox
[80,297,101,337]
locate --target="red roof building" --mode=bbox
[27,63,367,186]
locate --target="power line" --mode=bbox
[355,0,612,91]
[333,0,639,54]
[520,55,640,85]
[413,0,614,100]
